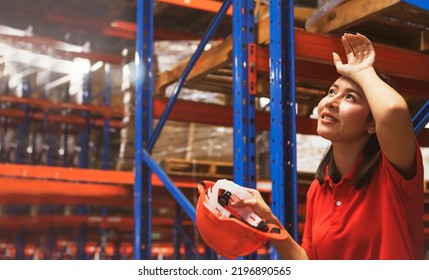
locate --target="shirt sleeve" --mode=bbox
[379,138,424,259]
[380,138,424,199]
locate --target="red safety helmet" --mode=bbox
[196,180,288,259]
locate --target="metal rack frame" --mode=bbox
[134,0,429,260]
[1,0,428,260]
[133,0,298,259]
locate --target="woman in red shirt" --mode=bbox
[232,33,424,259]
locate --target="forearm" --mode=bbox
[352,67,411,126]
[265,213,309,260]
[351,66,416,175]
[271,236,309,260]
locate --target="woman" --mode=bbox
[232,33,424,259]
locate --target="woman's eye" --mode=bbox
[327,89,335,96]
[346,94,356,101]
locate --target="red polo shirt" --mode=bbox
[302,143,424,260]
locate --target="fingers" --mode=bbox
[231,188,259,207]
[358,33,375,56]
[230,197,257,208]
[332,52,343,67]
[341,35,354,61]
[332,51,346,75]
[349,34,366,60]
[344,33,373,59]
[230,188,275,222]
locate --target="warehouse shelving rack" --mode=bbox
[133,0,299,260]
[135,0,429,260]
[1,0,429,260]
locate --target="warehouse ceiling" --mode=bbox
[0,0,317,58]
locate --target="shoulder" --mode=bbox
[380,140,423,181]
[378,141,424,196]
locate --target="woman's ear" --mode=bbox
[367,122,376,134]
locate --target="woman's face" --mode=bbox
[317,76,374,143]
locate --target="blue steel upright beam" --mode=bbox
[232,0,257,190]
[47,227,57,260]
[403,0,429,10]
[15,227,26,259]
[269,0,298,259]
[61,84,70,167]
[76,223,87,260]
[16,81,30,164]
[102,64,111,170]
[134,0,154,260]
[0,79,10,162]
[232,0,257,260]
[0,99,8,162]
[79,72,91,168]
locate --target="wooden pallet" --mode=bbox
[160,158,234,179]
[306,0,429,52]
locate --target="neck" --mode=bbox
[331,138,368,177]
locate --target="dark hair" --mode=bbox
[315,135,380,189]
[315,68,392,189]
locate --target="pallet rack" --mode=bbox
[1,0,429,260]
[138,0,429,259]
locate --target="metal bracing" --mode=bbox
[269,0,298,259]
[413,100,429,135]
[146,0,232,152]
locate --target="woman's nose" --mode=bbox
[325,96,338,109]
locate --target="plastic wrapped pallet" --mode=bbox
[305,0,349,30]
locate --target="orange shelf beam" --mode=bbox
[157,0,233,16]
[0,163,201,200]
[106,23,210,41]
[0,95,123,116]
[0,109,123,128]
[0,163,281,202]
[0,178,131,197]
[0,215,194,231]
[0,163,134,184]
[0,195,132,207]
[0,163,200,188]
[255,29,429,99]
[0,33,122,64]
[294,28,429,82]
[0,195,188,208]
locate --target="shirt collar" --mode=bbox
[323,155,364,187]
